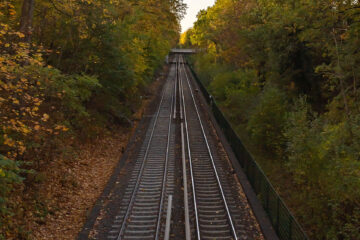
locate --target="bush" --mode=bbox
[246,85,288,155]
[30,65,101,130]
[285,97,360,239]
[193,53,228,87]
[219,69,260,124]
[0,155,25,214]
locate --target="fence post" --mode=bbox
[289,216,293,240]
[276,198,280,236]
[265,180,269,211]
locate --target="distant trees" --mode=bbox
[184,0,360,239]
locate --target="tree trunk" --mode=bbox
[19,0,35,42]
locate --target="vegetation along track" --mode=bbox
[106,54,262,240]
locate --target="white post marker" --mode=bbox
[181,123,191,240]
[164,195,173,240]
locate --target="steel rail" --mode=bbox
[181,122,191,240]
[180,55,239,240]
[179,55,201,240]
[155,64,176,239]
[173,55,177,119]
[179,56,184,120]
[116,63,175,240]
[180,56,189,239]
[164,195,173,240]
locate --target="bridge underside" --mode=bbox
[170,48,197,55]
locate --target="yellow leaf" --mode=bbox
[19,146,26,154]
[22,127,31,134]
[42,113,49,121]
[4,137,15,147]
[0,169,5,177]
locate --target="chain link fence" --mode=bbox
[187,62,309,240]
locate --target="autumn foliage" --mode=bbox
[0,0,185,238]
[184,0,360,239]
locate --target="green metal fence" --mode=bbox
[187,63,309,240]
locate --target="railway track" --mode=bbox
[178,55,243,240]
[106,54,260,240]
[107,63,176,240]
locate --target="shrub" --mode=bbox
[246,85,288,155]
[30,65,101,130]
[220,69,260,124]
[193,53,228,87]
[285,97,360,239]
[0,155,25,214]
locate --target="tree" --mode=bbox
[19,0,34,42]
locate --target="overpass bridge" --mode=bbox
[170,48,197,54]
[167,49,198,63]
